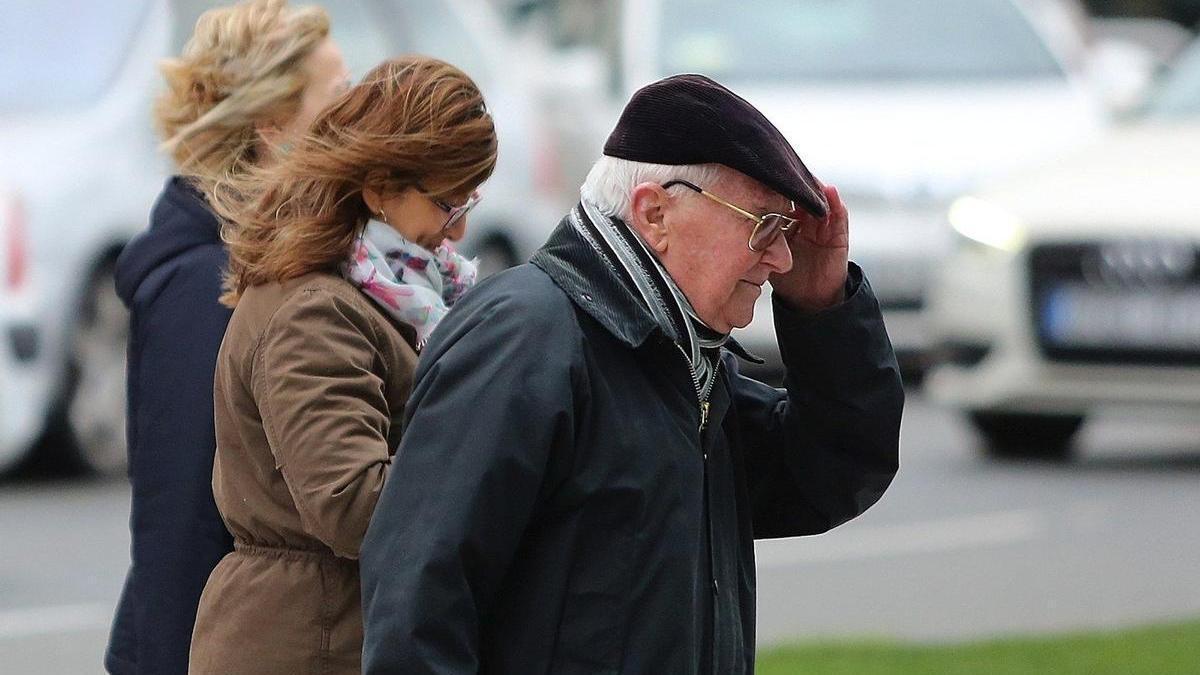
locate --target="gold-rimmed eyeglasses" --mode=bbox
[663,179,799,252]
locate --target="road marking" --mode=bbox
[755,509,1047,569]
[0,512,1047,638]
[0,603,112,640]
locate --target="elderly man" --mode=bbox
[360,74,903,674]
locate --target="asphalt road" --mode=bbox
[2,391,1198,674]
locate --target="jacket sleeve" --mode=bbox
[360,288,580,675]
[252,288,397,559]
[731,263,903,539]
[124,245,233,674]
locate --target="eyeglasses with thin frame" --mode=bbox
[662,179,799,252]
[431,190,482,231]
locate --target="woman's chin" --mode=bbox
[416,237,444,252]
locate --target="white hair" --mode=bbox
[579,156,723,223]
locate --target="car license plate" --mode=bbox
[1039,283,1200,350]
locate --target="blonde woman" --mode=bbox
[107,2,349,674]
[186,56,496,674]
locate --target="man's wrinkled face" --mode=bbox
[636,170,795,333]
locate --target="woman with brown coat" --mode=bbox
[187,56,497,674]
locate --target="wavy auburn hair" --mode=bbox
[212,56,498,307]
[156,0,330,194]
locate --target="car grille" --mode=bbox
[1028,240,1200,365]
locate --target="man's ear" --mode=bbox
[629,182,671,254]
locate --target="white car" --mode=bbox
[541,0,1112,372]
[0,0,557,475]
[923,39,1200,459]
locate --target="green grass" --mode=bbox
[756,620,1200,675]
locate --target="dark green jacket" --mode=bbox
[361,217,903,674]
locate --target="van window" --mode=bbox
[1149,42,1200,119]
[0,1,150,112]
[171,1,392,79]
[658,0,1064,82]
[169,2,493,89]
[389,1,491,87]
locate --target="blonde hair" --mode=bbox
[212,56,498,307]
[155,0,330,193]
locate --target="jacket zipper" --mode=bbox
[672,343,723,432]
[675,342,726,672]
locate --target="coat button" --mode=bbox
[712,578,720,593]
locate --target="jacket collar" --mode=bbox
[530,204,764,364]
[531,207,661,349]
[164,176,220,232]
[115,176,222,306]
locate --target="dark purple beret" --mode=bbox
[603,74,828,218]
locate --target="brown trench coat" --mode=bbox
[189,271,418,674]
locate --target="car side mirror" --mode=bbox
[1084,38,1159,115]
[537,46,607,100]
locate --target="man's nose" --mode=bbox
[761,231,793,274]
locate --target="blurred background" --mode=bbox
[1,0,1198,672]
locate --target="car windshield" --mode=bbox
[173,1,491,88]
[172,0,394,80]
[1146,41,1200,119]
[0,2,149,113]
[657,0,1064,82]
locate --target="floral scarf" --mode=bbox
[343,219,478,349]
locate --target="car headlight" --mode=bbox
[947,196,1026,252]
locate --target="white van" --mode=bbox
[0,0,560,474]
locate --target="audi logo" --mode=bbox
[1081,239,1197,288]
